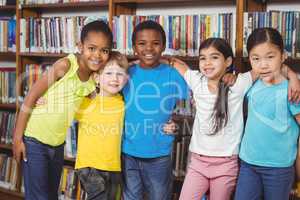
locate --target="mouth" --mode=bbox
[143,54,155,60]
[90,60,101,66]
[203,68,214,74]
[260,72,272,77]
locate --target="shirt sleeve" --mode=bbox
[183,69,202,91]
[230,71,253,96]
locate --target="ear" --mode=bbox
[78,42,83,53]
[282,51,287,63]
[225,56,233,68]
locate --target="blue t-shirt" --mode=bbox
[239,79,300,167]
[122,63,188,158]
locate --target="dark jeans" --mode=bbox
[76,167,121,200]
[122,153,173,200]
[234,160,294,200]
[23,136,64,200]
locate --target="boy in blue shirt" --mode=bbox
[121,20,188,200]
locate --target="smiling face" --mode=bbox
[79,31,111,73]
[133,29,165,68]
[198,46,232,81]
[95,62,128,96]
[249,42,285,84]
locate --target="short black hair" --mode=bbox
[132,20,166,46]
[80,20,113,48]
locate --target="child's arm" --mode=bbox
[168,57,189,76]
[282,65,300,103]
[13,58,71,163]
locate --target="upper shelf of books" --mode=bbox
[113,0,234,4]
[19,0,108,10]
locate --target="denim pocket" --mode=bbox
[77,168,106,195]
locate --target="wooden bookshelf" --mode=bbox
[0,52,16,60]
[0,187,23,200]
[0,103,16,110]
[0,143,12,151]
[0,5,15,11]
[113,0,234,3]
[20,0,108,10]
[19,52,67,58]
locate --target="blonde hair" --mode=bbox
[106,51,129,71]
[92,51,129,82]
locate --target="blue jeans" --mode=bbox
[234,160,294,200]
[76,167,121,200]
[23,136,64,200]
[121,153,173,200]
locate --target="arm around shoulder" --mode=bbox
[169,57,190,77]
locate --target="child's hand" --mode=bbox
[13,137,27,163]
[129,60,140,66]
[35,97,47,106]
[222,73,237,86]
[159,57,170,65]
[163,120,178,135]
[288,77,300,104]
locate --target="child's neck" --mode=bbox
[261,74,286,85]
[98,88,118,97]
[77,55,91,82]
[207,78,221,94]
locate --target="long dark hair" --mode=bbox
[199,38,234,134]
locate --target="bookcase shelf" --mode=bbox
[0,52,16,60]
[0,5,15,11]
[0,143,12,151]
[113,0,234,4]
[0,103,16,110]
[19,52,67,58]
[0,187,23,200]
[20,1,108,10]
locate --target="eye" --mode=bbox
[212,56,219,60]
[104,72,113,75]
[101,48,110,55]
[117,72,126,77]
[88,47,96,52]
[137,42,145,46]
[251,57,259,61]
[199,57,205,61]
[267,55,275,59]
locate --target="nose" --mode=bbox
[146,43,153,51]
[259,59,269,70]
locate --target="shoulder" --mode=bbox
[52,57,71,78]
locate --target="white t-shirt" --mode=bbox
[184,70,252,156]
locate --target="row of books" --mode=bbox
[0,0,15,6]
[113,14,235,57]
[19,0,99,5]
[65,121,77,159]
[22,63,51,96]
[243,11,300,58]
[59,166,83,200]
[0,154,18,191]
[0,18,16,53]
[0,68,16,104]
[0,111,15,145]
[19,16,107,54]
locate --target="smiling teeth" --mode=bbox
[91,61,100,64]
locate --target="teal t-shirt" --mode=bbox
[239,79,300,167]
